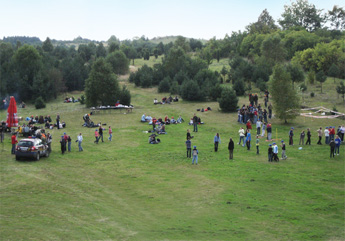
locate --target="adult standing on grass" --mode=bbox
[228,138,234,160]
[108,126,112,141]
[268,144,273,162]
[99,125,104,142]
[299,130,305,145]
[317,127,323,145]
[246,129,251,151]
[329,126,335,141]
[273,142,279,162]
[56,113,60,130]
[186,137,192,158]
[306,128,311,145]
[246,120,252,130]
[256,135,259,154]
[334,135,341,155]
[324,127,330,144]
[11,132,18,154]
[329,139,335,158]
[0,120,5,143]
[267,123,272,141]
[289,127,294,145]
[193,114,198,132]
[186,129,193,140]
[281,140,287,160]
[340,125,345,141]
[67,135,72,152]
[261,122,266,138]
[192,146,198,165]
[77,133,83,151]
[268,103,273,119]
[60,136,66,154]
[238,127,245,146]
[256,119,262,135]
[214,133,221,152]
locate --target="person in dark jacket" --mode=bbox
[329,139,335,158]
[99,125,104,142]
[228,138,234,160]
[60,136,66,154]
[289,127,294,145]
[306,128,311,145]
[268,144,273,162]
[193,114,198,132]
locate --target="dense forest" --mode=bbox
[0,0,344,108]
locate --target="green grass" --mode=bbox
[0,78,344,240]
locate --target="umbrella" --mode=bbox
[6,96,18,128]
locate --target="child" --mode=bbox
[185,137,192,158]
[281,140,287,160]
[108,126,112,141]
[94,129,99,144]
[192,146,199,165]
[268,144,273,162]
[256,135,259,154]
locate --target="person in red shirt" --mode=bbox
[246,120,252,130]
[11,133,18,154]
[329,126,335,141]
[108,126,112,141]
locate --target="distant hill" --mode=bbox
[150,36,207,44]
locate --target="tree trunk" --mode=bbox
[285,119,287,124]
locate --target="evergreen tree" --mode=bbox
[315,70,327,93]
[270,64,300,123]
[85,58,120,107]
[158,77,171,93]
[336,80,345,102]
[328,63,339,83]
[118,85,131,106]
[217,87,238,112]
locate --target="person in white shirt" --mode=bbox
[77,133,83,151]
[238,127,245,146]
[324,127,330,144]
[256,120,262,135]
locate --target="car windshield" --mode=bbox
[18,141,33,147]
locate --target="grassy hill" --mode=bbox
[0,77,344,240]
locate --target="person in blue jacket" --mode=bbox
[334,135,341,155]
[214,133,221,152]
[246,129,251,150]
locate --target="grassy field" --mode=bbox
[0,77,344,240]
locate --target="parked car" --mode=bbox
[15,138,49,161]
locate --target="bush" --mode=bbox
[218,87,238,112]
[310,92,315,97]
[80,95,85,104]
[256,78,267,92]
[180,80,204,101]
[158,77,171,93]
[233,79,245,96]
[119,85,131,106]
[35,96,46,109]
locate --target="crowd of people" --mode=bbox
[153,96,179,104]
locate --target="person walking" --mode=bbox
[281,140,287,160]
[317,127,323,145]
[192,146,199,165]
[238,127,245,146]
[289,127,294,145]
[334,135,341,155]
[108,126,112,141]
[186,137,192,158]
[268,144,273,162]
[306,128,311,145]
[193,114,198,132]
[214,133,221,152]
[99,125,104,142]
[77,133,83,151]
[299,130,305,145]
[256,135,259,154]
[67,135,72,152]
[329,139,335,158]
[228,138,234,160]
[246,129,251,151]
[11,132,18,154]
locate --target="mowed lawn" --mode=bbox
[0,79,344,240]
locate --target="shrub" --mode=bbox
[218,87,238,112]
[35,96,46,109]
[158,77,171,93]
[233,79,245,96]
[180,80,204,101]
[209,84,223,101]
[310,92,315,97]
[80,95,85,104]
[170,81,179,95]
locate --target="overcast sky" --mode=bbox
[0,0,343,41]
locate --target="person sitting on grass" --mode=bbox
[170,116,177,124]
[141,113,146,122]
[177,115,184,123]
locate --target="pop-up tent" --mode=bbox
[6,96,18,128]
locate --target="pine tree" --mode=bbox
[270,64,300,123]
[217,87,238,112]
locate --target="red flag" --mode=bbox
[6,96,18,128]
